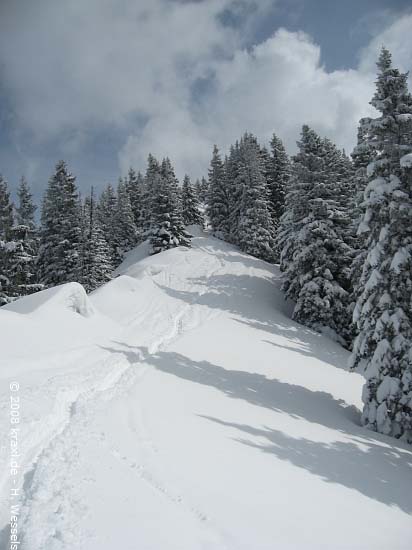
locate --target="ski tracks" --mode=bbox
[16,246,230,549]
[12,353,136,549]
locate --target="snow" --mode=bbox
[3,282,94,316]
[397,114,412,123]
[376,376,400,403]
[391,246,412,273]
[366,161,376,177]
[1,229,411,549]
[400,153,412,168]
[1,282,118,361]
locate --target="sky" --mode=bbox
[0,0,412,202]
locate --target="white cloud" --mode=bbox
[118,26,379,177]
[0,1,411,181]
[358,12,412,75]
[200,29,375,153]
[0,0,239,136]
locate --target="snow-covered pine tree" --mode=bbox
[5,178,42,300]
[322,137,355,299]
[277,179,297,274]
[5,224,43,300]
[142,154,161,235]
[278,128,325,275]
[349,118,377,311]
[149,164,191,255]
[161,157,182,210]
[114,178,138,262]
[16,177,36,229]
[236,133,276,262]
[126,167,145,239]
[194,179,202,202]
[266,134,291,229]
[201,177,209,203]
[350,48,412,441]
[181,175,204,226]
[195,177,209,205]
[97,183,118,265]
[0,175,15,305]
[324,142,356,239]
[227,141,243,245]
[80,188,112,292]
[0,175,13,239]
[207,145,230,238]
[280,125,352,342]
[37,161,83,287]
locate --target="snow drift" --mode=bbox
[4,282,95,317]
[1,229,411,550]
[1,282,117,360]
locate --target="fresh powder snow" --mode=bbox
[0,229,411,549]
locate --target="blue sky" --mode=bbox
[249,0,411,69]
[0,0,411,203]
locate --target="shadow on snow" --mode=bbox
[101,341,412,514]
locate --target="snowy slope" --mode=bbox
[1,229,411,550]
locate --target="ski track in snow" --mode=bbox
[2,232,411,550]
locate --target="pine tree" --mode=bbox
[181,175,204,226]
[277,181,297,274]
[0,176,15,305]
[195,177,209,204]
[149,159,191,254]
[0,175,13,240]
[236,134,276,262]
[350,118,377,312]
[266,134,291,228]
[126,167,145,239]
[227,141,243,245]
[280,126,352,342]
[5,178,42,300]
[161,157,181,209]
[142,154,161,235]
[113,178,138,262]
[37,161,83,287]
[80,188,112,292]
[322,137,356,298]
[350,48,412,441]
[207,145,230,238]
[194,179,202,203]
[97,183,118,265]
[16,177,36,229]
[4,225,43,301]
[279,127,324,275]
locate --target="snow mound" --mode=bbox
[91,275,150,324]
[112,225,204,279]
[3,282,95,317]
[1,283,118,360]
[113,240,151,276]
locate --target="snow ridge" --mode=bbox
[1,231,411,550]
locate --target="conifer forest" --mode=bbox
[1,3,412,547]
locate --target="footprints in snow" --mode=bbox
[110,447,208,523]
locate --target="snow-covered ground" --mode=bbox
[1,228,411,549]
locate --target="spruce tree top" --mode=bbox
[16,177,37,229]
[369,47,412,166]
[0,175,14,240]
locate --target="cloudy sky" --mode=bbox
[0,0,412,200]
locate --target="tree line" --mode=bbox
[0,156,206,302]
[207,49,412,442]
[0,48,411,442]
